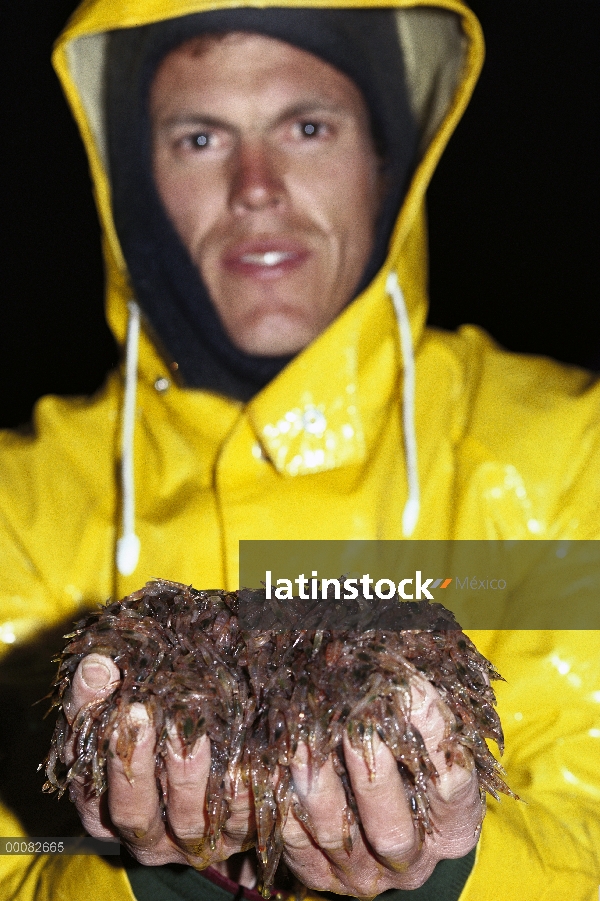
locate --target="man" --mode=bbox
[1,1,599,900]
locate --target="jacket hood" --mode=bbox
[52,0,484,573]
[103,7,419,399]
[53,0,484,381]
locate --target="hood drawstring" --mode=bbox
[386,272,420,537]
[116,300,141,576]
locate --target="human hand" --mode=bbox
[62,653,256,868]
[63,657,482,893]
[282,676,483,896]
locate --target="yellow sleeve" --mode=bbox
[462,629,600,900]
[0,834,135,901]
[0,388,121,900]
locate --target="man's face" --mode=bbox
[150,32,383,356]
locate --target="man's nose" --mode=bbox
[229,139,285,213]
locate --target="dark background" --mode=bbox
[1,1,598,429]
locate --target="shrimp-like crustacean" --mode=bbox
[43,579,516,896]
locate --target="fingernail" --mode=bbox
[167,726,207,759]
[291,743,310,796]
[167,725,186,759]
[128,704,149,741]
[292,742,309,767]
[81,660,111,690]
[410,682,429,713]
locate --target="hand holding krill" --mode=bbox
[43,580,517,896]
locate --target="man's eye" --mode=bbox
[298,121,325,138]
[179,131,212,151]
[191,132,210,148]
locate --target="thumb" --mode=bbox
[63,653,120,725]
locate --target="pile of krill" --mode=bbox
[44,580,515,896]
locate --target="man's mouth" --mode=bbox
[240,251,296,266]
[223,241,309,279]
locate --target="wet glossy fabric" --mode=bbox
[1,0,599,899]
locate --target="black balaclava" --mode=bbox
[106,8,418,401]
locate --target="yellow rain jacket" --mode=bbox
[1,0,599,898]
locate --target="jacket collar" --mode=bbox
[247,267,409,476]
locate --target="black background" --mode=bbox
[1,1,598,429]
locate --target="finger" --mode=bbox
[283,755,388,899]
[166,732,255,863]
[282,795,353,894]
[425,774,482,859]
[63,654,120,725]
[289,743,359,859]
[342,732,419,867]
[165,733,211,845]
[68,780,118,840]
[282,805,341,892]
[409,679,482,858]
[106,704,170,858]
[220,768,256,851]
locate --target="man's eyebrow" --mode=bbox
[275,100,347,122]
[157,113,231,130]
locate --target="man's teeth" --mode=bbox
[241,251,295,266]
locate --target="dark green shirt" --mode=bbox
[126,851,476,901]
